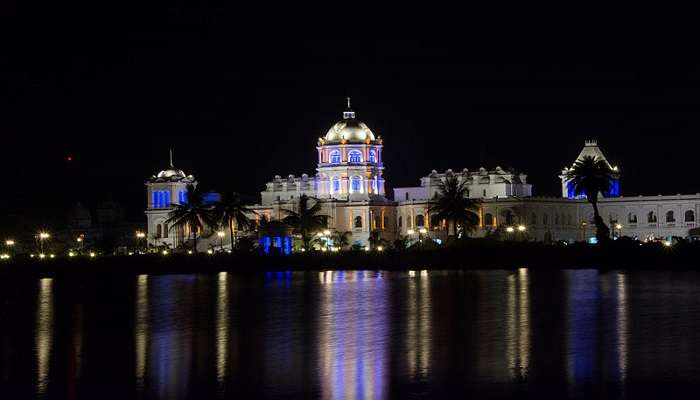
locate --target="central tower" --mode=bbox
[315,98,386,200]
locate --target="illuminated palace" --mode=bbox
[145,101,700,250]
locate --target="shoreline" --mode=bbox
[2,240,700,278]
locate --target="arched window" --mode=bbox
[543,214,549,225]
[554,214,559,225]
[416,214,425,227]
[163,223,169,238]
[685,210,695,222]
[666,210,676,223]
[369,149,377,163]
[330,150,341,164]
[354,216,363,228]
[398,215,403,228]
[383,215,389,229]
[628,212,637,223]
[484,213,494,226]
[348,150,362,163]
[156,224,162,238]
[503,210,514,225]
[332,176,341,193]
[648,211,657,223]
[351,176,362,193]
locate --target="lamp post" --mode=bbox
[76,234,84,254]
[4,240,15,257]
[38,232,50,255]
[136,231,146,253]
[614,223,623,239]
[516,224,526,241]
[419,227,427,243]
[217,231,225,252]
[581,221,588,242]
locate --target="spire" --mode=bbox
[169,148,174,168]
[343,97,355,120]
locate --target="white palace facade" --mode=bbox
[145,101,700,250]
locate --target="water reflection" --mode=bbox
[506,268,530,381]
[35,278,53,397]
[616,273,628,382]
[135,274,149,392]
[216,272,229,389]
[566,270,600,389]
[148,275,195,399]
[318,271,389,400]
[406,270,431,380]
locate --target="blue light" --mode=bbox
[351,176,361,192]
[348,150,362,163]
[330,150,341,164]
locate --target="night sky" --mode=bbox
[4,11,700,227]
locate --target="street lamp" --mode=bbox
[217,231,225,251]
[614,223,623,239]
[5,240,15,247]
[506,226,515,233]
[136,231,146,253]
[38,232,50,255]
[517,225,526,232]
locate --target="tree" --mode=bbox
[331,231,351,250]
[368,230,388,250]
[565,155,617,242]
[165,185,216,253]
[213,192,256,251]
[428,176,481,238]
[282,194,328,250]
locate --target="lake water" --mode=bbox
[2,269,700,399]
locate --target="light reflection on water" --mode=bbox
[318,270,389,400]
[4,269,700,399]
[35,278,53,397]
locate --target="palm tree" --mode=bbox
[165,185,216,253]
[565,155,617,242]
[428,176,481,238]
[282,194,327,250]
[213,192,256,250]
[330,231,351,250]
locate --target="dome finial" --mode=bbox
[343,97,355,120]
[169,148,174,168]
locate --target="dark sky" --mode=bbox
[4,9,700,225]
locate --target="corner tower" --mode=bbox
[315,98,386,200]
[144,150,196,248]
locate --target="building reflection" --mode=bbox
[565,270,599,388]
[135,274,149,393]
[406,270,431,380]
[216,272,229,391]
[601,272,628,384]
[318,271,388,400]
[615,272,628,382]
[147,275,195,399]
[506,268,530,381]
[36,278,53,397]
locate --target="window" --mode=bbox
[332,176,341,193]
[330,150,341,164]
[666,210,675,223]
[369,150,377,163]
[348,150,362,163]
[405,192,409,201]
[383,215,389,229]
[152,191,159,208]
[164,191,170,207]
[531,213,537,225]
[371,178,378,193]
[163,223,169,238]
[156,224,162,238]
[351,176,362,192]
[684,210,695,222]
[416,214,425,227]
[354,216,363,228]
[648,211,657,223]
[398,216,403,228]
[484,213,494,226]
[543,214,548,225]
[178,190,188,204]
[628,212,637,224]
[483,189,487,197]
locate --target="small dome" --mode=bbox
[157,168,187,179]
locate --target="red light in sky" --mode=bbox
[66,155,73,161]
